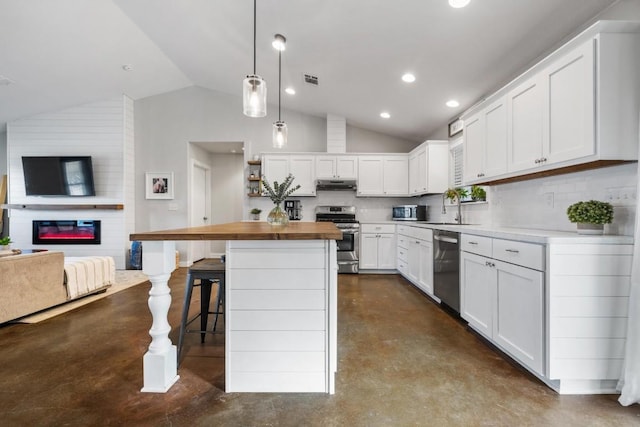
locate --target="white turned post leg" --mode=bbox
[140,241,179,393]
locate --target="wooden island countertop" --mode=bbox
[130,221,342,241]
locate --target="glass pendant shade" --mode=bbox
[273,120,288,148]
[243,74,267,117]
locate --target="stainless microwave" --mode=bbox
[392,205,427,221]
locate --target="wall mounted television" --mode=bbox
[22,156,96,196]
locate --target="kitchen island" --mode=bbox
[130,221,342,394]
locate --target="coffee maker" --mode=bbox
[284,200,303,221]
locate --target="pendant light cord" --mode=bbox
[253,0,257,75]
[278,50,282,121]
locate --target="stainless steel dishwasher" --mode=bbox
[433,229,460,314]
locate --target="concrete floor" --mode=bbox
[0,269,639,426]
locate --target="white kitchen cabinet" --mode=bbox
[507,75,544,173]
[408,149,424,195]
[462,23,640,184]
[357,156,408,196]
[543,38,595,165]
[262,154,316,196]
[315,155,358,179]
[409,141,449,195]
[493,258,544,375]
[460,235,544,376]
[397,225,434,295]
[289,155,316,196]
[460,251,494,337]
[360,224,396,270]
[508,39,595,174]
[463,98,508,184]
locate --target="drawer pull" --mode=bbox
[468,241,478,245]
[505,249,520,254]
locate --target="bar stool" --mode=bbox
[177,258,225,365]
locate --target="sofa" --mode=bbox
[0,251,112,323]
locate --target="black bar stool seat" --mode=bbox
[177,258,225,365]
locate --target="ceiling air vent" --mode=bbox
[303,73,319,86]
[0,75,14,86]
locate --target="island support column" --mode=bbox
[140,240,179,392]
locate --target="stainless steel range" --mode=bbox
[315,206,359,274]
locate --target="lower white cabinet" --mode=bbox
[360,224,396,270]
[397,225,434,295]
[461,237,544,376]
[461,233,634,394]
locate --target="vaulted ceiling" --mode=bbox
[0,0,619,140]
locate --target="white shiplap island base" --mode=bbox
[131,222,341,394]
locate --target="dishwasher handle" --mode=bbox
[433,235,458,244]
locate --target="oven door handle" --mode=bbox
[338,228,359,233]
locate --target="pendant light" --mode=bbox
[272,34,288,148]
[243,0,266,117]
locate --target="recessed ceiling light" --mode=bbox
[449,0,471,8]
[285,87,296,95]
[402,73,416,83]
[380,112,391,119]
[446,100,460,108]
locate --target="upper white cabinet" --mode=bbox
[262,154,316,196]
[358,155,408,196]
[543,38,595,165]
[463,97,508,183]
[507,75,545,173]
[315,155,358,179]
[462,22,640,185]
[409,140,449,195]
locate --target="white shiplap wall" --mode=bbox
[7,97,131,268]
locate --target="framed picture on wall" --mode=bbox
[145,172,174,199]
[448,118,463,137]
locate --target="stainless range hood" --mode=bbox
[316,179,357,191]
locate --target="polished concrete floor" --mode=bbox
[1,270,639,426]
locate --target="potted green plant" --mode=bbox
[471,185,486,202]
[261,174,300,225]
[445,187,469,203]
[0,236,12,250]
[566,200,613,235]
[250,208,262,221]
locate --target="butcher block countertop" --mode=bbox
[130,221,342,241]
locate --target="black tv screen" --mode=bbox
[22,156,96,196]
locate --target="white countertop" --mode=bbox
[360,221,634,245]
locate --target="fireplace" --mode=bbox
[32,220,101,245]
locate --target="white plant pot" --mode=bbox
[576,223,604,235]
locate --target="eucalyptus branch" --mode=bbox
[261,174,301,205]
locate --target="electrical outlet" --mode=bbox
[544,192,554,208]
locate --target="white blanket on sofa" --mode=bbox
[64,256,116,299]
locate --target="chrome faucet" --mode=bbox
[442,189,463,224]
[455,194,462,225]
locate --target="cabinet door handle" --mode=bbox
[534,158,540,164]
[505,249,520,253]
[485,261,495,268]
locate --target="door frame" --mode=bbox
[188,158,212,265]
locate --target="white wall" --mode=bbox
[346,125,419,153]
[6,97,133,268]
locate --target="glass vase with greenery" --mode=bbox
[261,174,301,225]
